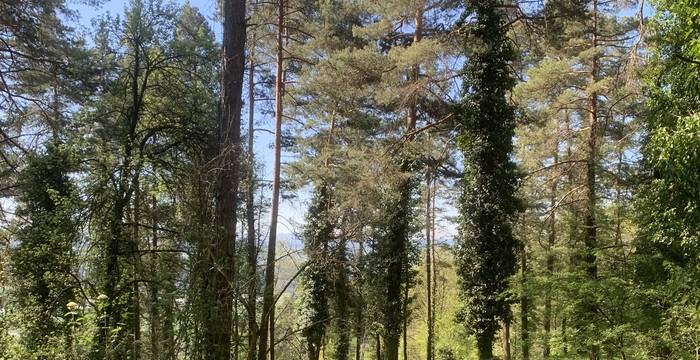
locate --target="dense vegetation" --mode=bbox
[0,0,698,359]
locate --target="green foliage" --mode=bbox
[639,114,700,251]
[454,1,520,357]
[633,1,700,357]
[10,141,78,358]
[7,1,700,360]
[299,185,333,360]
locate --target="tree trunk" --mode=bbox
[615,118,625,248]
[209,0,246,357]
[131,181,141,360]
[235,297,240,360]
[149,196,160,359]
[503,321,511,360]
[544,124,559,359]
[385,7,423,360]
[270,306,276,360]
[520,246,529,360]
[355,243,366,360]
[403,284,408,360]
[98,25,144,358]
[584,0,599,280]
[425,173,433,360]
[257,1,284,358]
[334,231,351,360]
[585,2,599,358]
[559,316,567,356]
[476,334,493,360]
[431,177,437,356]
[246,40,259,360]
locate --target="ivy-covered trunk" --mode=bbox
[455,1,520,358]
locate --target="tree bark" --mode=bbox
[334,233,350,360]
[543,129,559,359]
[131,180,141,360]
[403,284,408,360]
[431,177,437,357]
[246,43,259,360]
[476,335,493,360]
[149,196,160,360]
[270,306,276,360]
[425,173,433,360]
[585,2,599,358]
[208,0,246,357]
[520,245,529,360]
[584,0,599,280]
[257,1,284,358]
[503,321,511,360]
[355,243,366,360]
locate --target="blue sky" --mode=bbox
[70,0,310,236]
[73,0,219,27]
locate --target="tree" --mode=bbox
[85,3,180,357]
[257,0,285,358]
[636,0,700,356]
[511,0,645,357]
[205,0,246,357]
[11,141,78,358]
[0,0,92,219]
[300,186,333,360]
[454,1,520,358]
[78,2,222,358]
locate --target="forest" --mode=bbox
[0,0,699,359]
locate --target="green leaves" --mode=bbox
[454,1,520,357]
[640,114,700,252]
[10,141,79,357]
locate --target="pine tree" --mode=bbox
[206,0,246,357]
[512,0,644,357]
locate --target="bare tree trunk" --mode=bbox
[585,2,599,359]
[543,190,555,355]
[235,297,240,360]
[257,1,283,358]
[356,243,366,360]
[149,196,160,359]
[431,177,437,358]
[208,0,246,357]
[403,284,408,360]
[521,245,529,360]
[131,180,141,360]
[503,321,511,360]
[246,44,259,360]
[615,119,624,248]
[334,228,351,360]
[376,334,382,360]
[270,306,276,360]
[584,0,599,280]
[425,173,433,360]
[544,124,559,358]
